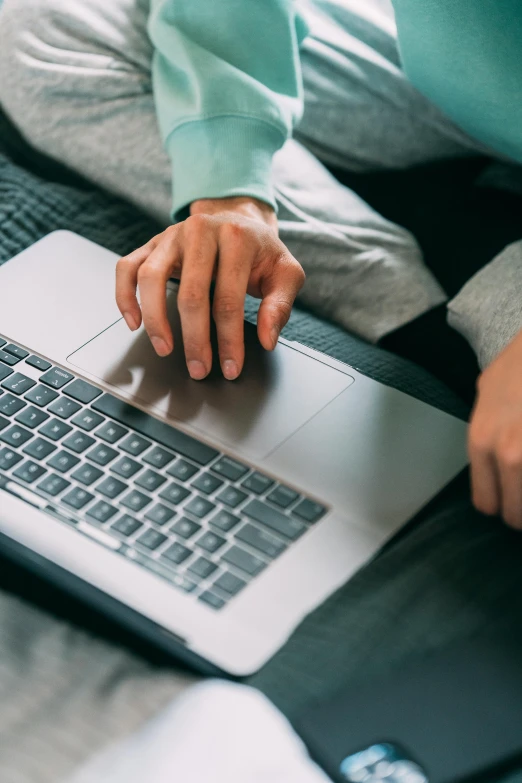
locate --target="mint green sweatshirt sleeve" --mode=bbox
[147,1,309,220]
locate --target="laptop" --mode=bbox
[0,231,468,675]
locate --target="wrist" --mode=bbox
[190,196,277,231]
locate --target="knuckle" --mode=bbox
[185,213,209,233]
[213,294,242,320]
[468,422,493,456]
[177,287,207,312]
[221,220,246,243]
[137,263,158,284]
[498,439,522,470]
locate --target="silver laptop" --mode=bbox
[0,231,468,675]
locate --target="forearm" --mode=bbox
[148,0,308,219]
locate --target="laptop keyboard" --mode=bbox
[0,337,327,610]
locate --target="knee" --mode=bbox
[0,0,63,143]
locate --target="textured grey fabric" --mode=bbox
[448,242,522,368]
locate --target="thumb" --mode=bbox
[257,258,305,350]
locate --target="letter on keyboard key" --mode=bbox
[243,499,306,541]
[40,367,74,389]
[1,372,36,396]
[292,498,327,523]
[0,425,33,448]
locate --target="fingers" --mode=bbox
[177,216,218,379]
[137,227,183,356]
[212,223,252,380]
[115,238,158,331]
[256,253,305,351]
[468,424,501,519]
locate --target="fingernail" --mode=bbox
[151,336,170,356]
[223,360,239,381]
[123,312,138,331]
[270,326,280,348]
[188,360,207,380]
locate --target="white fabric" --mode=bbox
[65,681,330,783]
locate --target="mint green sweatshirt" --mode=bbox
[148,0,521,220]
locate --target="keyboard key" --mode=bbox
[198,592,226,610]
[135,468,166,492]
[92,393,219,465]
[0,364,14,381]
[292,498,327,523]
[213,571,247,596]
[0,338,5,349]
[47,450,80,473]
[191,472,223,496]
[0,414,8,432]
[136,528,167,551]
[222,545,266,577]
[71,410,105,432]
[162,541,191,565]
[111,514,142,537]
[0,393,26,416]
[0,425,33,448]
[142,445,174,469]
[159,481,191,506]
[25,355,52,372]
[63,379,102,404]
[39,418,72,441]
[62,431,95,454]
[25,385,59,407]
[110,456,141,479]
[0,447,23,470]
[40,367,74,389]
[48,397,81,419]
[13,460,47,484]
[37,473,70,497]
[86,500,118,524]
[119,433,151,456]
[215,485,248,508]
[171,516,201,539]
[120,489,151,512]
[167,459,199,481]
[210,455,249,482]
[13,458,44,487]
[23,437,56,460]
[184,495,215,519]
[266,484,300,509]
[197,531,226,554]
[236,523,287,559]
[240,472,274,495]
[188,556,217,580]
[125,548,197,592]
[243,499,306,541]
[15,406,49,429]
[145,503,176,526]
[96,476,127,499]
[70,463,104,486]
[209,509,241,533]
[86,443,118,466]
[4,344,29,360]
[96,420,128,444]
[62,486,94,510]
[1,372,35,395]
[0,349,21,366]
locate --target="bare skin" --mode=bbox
[115,196,305,381]
[469,328,522,530]
[117,195,522,530]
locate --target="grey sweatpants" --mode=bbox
[0,0,521,365]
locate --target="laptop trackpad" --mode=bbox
[68,289,353,461]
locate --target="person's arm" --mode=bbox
[117,1,308,381]
[447,241,522,528]
[148,0,308,219]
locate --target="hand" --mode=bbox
[469,327,522,529]
[115,197,305,380]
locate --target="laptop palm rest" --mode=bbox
[68,287,354,461]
